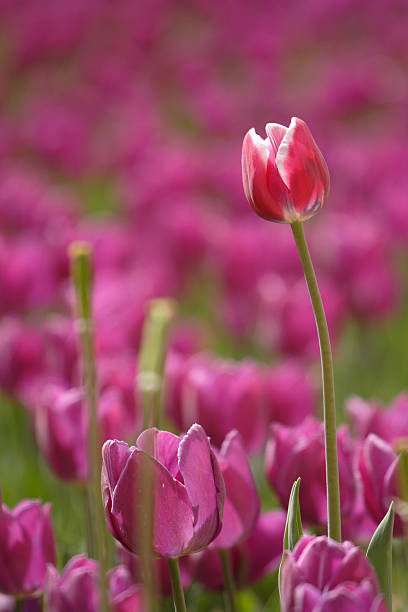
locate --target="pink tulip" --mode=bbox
[193,510,286,590]
[210,430,260,550]
[265,419,356,527]
[102,424,225,558]
[358,434,403,537]
[264,361,316,426]
[33,384,88,483]
[117,547,192,597]
[46,556,146,612]
[280,536,387,612]
[347,393,408,444]
[0,500,56,596]
[242,117,329,223]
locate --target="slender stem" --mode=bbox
[168,558,187,612]
[69,243,109,610]
[219,549,237,612]
[291,221,341,542]
[15,599,23,612]
[138,299,175,430]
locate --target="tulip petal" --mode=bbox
[178,424,225,552]
[265,123,287,155]
[137,428,182,480]
[275,117,329,221]
[242,128,290,222]
[211,430,259,549]
[111,449,194,558]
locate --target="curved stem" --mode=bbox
[168,558,187,612]
[291,221,341,542]
[219,548,237,612]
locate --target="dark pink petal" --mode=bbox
[137,428,181,480]
[275,117,329,220]
[178,424,225,552]
[112,450,194,558]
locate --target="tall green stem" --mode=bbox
[69,242,109,610]
[168,558,187,612]
[219,549,237,612]
[291,221,341,542]
[138,299,175,429]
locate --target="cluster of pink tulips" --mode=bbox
[1,1,408,610]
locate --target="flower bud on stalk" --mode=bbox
[242,118,341,542]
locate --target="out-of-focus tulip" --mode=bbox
[102,424,225,558]
[117,547,192,597]
[33,385,88,483]
[265,419,356,527]
[347,393,408,444]
[0,500,56,596]
[46,556,146,612]
[358,434,403,537]
[193,510,286,590]
[164,353,267,454]
[242,117,329,223]
[280,535,387,612]
[264,361,316,426]
[210,430,259,549]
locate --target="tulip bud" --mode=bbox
[209,430,260,550]
[265,419,356,527]
[101,424,225,558]
[242,117,329,223]
[0,500,56,597]
[280,536,387,611]
[358,434,404,537]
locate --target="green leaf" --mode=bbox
[278,478,303,597]
[366,501,394,611]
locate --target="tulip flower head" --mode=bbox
[102,424,225,559]
[242,117,329,223]
[280,535,387,611]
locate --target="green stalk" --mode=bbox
[168,558,187,612]
[138,298,175,429]
[69,242,109,610]
[219,548,237,612]
[290,221,341,542]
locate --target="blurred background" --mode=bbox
[0,0,408,603]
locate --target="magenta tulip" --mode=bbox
[209,430,259,549]
[358,433,403,537]
[0,500,56,596]
[46,555,146,612]
[280,536,387,611]
[265,419,356,527]
[264,361,316,426]
[242,117,329,223]
[193,510,286,590]
[33,384,88,482]
[348,393,408,444]
[102,424,225,558]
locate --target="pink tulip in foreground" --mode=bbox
[102,424,225,558]
[242,117,329,223]
[280,535,387,611]
[0,500,56,597]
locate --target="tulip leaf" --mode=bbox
[278,478,303,596]
[366,501,394,611]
